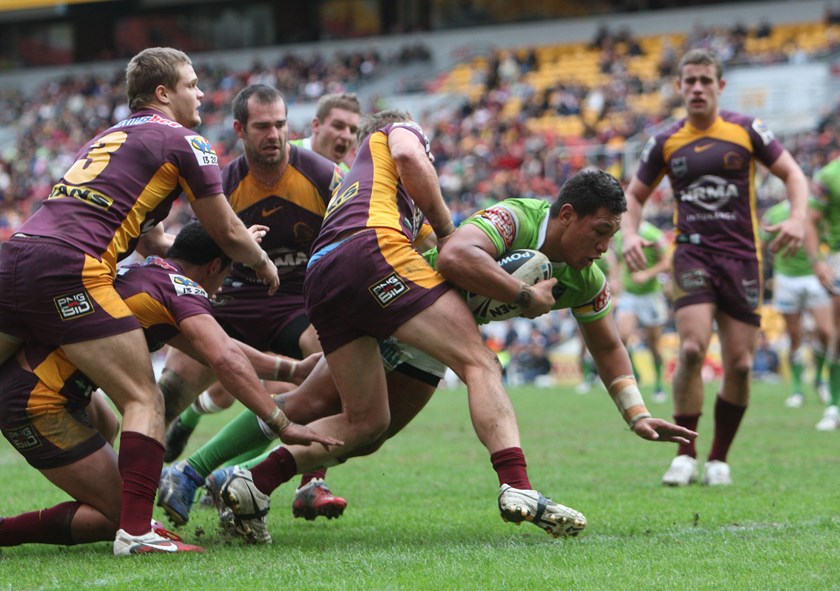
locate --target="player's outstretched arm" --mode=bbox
[631,417,698,445]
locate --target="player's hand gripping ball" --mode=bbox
[467,249,553,322]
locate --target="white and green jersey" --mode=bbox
[760,200,814,277]
[612,221,666,295]
[427,198,611,324]
[813,158,840,251]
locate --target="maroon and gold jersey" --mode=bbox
[222,145,342,295]
[19,109,222,273]
[20,255,213,402]
[313,122,431,252]
[636,111,783,258]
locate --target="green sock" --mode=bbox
[188,409,274,478]
[583,356,596,383]
[225,444,272,469]
[653,357,664,392]
[790,349,804,393]
[829,361,840,407]
[628,354,640,383]
[813,346,827,386]
[238,448,275,471]
[179,406,202,430]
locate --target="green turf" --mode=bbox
[1,381,838,590]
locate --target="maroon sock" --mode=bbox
[118,431,164,535]
[0,501,81,547]
[299,468,327,488]
[708,395,747,463]
[673,413,700,458]
[250,447,297,495]
[490,447,531,489]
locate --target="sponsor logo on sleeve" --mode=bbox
[751,118,775,145]
[54,291,95,320]
[477,206,516,249]
[185,135,218,166]
[169,274,208,298]
[370,272,410,307]
[593,282,610,312]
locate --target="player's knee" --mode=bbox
[679,339,707,368]
[350,409,390,446]
[730,354,753,379]
[453,344,503,383]
[159,369,195,423]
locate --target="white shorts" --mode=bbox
[615,291,669,327]
[379,336,447,379]
[773,272,831,314]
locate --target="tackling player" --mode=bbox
[0,221,337,553]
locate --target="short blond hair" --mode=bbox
[126,47,192,111]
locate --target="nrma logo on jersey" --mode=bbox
[185,135,218,167]
[679,175,737,211]
[170,274,208,298]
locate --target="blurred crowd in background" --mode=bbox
[2,13,840,386]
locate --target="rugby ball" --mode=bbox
[467,249,553,322]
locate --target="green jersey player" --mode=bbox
[805,157,840,430]
[159,169,696,542]
[762,199,831,408]
[612,221,671,402]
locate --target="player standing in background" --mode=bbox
[0,47,277,555]
[290,92,361,172]
[612,221,671,403]
[805,155,840,431]
[761,198,832,409]
[621,48,808,486]
[158,84,349,521]
[0,222,336,551]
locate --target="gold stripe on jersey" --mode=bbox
[122,292,177,329]
[662,118,752,164]
[367,133,402,231]
[104,162,183,271]
[80,255,135,320]
[29,399,98,450]
[230,173,329,217]
[375,229,446,289]
[29,350,78,405]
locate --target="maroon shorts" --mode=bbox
[305,229,451,355]
[0,360,106,469]
[212,281,309,357]
[671,245,762,327]
[0,235,139,345]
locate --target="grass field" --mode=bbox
[1,381,838,591]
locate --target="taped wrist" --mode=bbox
[263,406,291,435]
[608,375,651,428]
[272,357,296,381]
